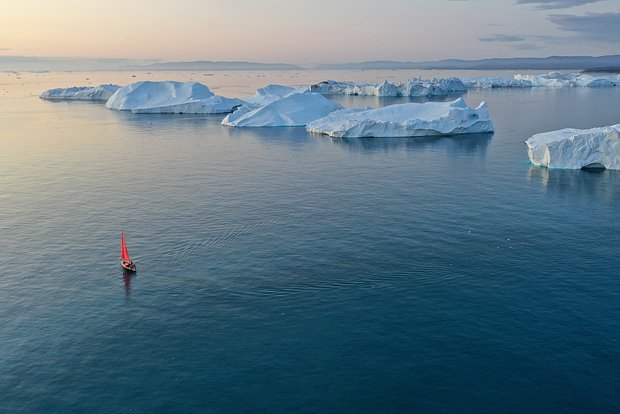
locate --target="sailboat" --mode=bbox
[120,232,136,272]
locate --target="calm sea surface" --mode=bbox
[1,70,619,413]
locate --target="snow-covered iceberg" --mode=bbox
[105,81,243,114]
[222,91,343,127]
[306,98,494,138]
[514,72,619,88]
[40,84,120,101]
[243,84,307,106]
[526,124,620,169]
[465,77,532,88]
[310,77,467,97]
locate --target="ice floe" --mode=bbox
[310,77,467,97]
[222,91,342,127]
[306,98,494,138]
[526,124,620,169]
[40,84,120,101]
[105,81,243,114]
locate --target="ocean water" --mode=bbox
[1,70,620,413]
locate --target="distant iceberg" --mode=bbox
[401,77,468,96]
[105,81,243,114]
[222,90,342,127]
[306,98,493,138]
[465,77,532,88]
[526,124,620,169]
[514,72,619,88]
[40,84,120,101]
[310,77,467,97]
[310,80,401,96]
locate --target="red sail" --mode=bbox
[121,232,131,262]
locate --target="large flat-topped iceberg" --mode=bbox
[310,77,467,97]
[514,72,619,88]
[106,81,243,114]
[40,84,120,101]
[306,98,493,138]
[526,124,620,169]
[222,91,342,127]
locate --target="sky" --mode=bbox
[1,0,619,64]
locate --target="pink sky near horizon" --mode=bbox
[1,0,618,64]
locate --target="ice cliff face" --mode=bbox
[306,98,494,138]
[222,90,343,127]
[526,124,620,170]
[40,84,120,101]
[105,81,243,114]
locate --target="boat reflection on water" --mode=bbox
[122,268,136,297]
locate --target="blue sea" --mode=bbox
[1,70,619,413]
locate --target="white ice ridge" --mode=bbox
[40,84,120,101]
[514,72,620,87]
[310,77,467,97]
[222,89,343,127]
[526,124,620,170]
[105,81,244,114]
[306,98,494,138]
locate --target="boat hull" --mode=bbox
[121,261,136,272]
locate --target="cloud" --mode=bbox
[478,33,547,50]
[479,34,527,42]
[516,0,605,9]
[549,12,620,41]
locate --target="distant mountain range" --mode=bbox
[134,60,303,71]
[0,56,301,72]
[0,56,148,72]
[316,55,620,70]
[3,54,620,72]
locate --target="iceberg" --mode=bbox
[310,80,401,96]
[465,77,532,88]
[131,95,244,114]
[310,77,467,97]
[526,124,620,170]
[401,77,467,96]
[243,84,307,106]
[222,91,343,127]
[40,84,120,101]
[306,98,494,138]
[402,77,467,96]
[105,81,243,114]
[514,72,619,88]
